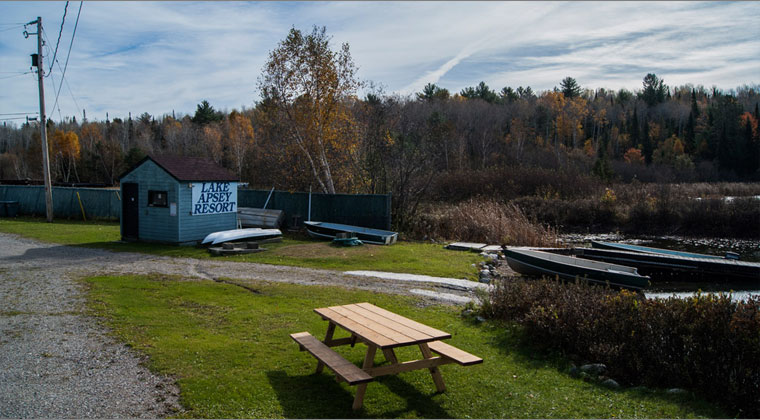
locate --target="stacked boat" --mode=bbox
[503,247,651,290]
[503,241,760,291]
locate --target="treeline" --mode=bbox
[1,78,758,227]
[1,27,758,231]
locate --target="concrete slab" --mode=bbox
[446,242,487,252]
[409,289,474,304]
[482,245,502,253]
[344,270,490,291]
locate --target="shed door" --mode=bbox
[122,183,139,239]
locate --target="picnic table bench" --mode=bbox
[290,302,482,410]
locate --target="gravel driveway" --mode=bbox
[0,232,483,418]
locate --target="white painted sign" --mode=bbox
[191,182,237,215]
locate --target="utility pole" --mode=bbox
[27,16,54,222]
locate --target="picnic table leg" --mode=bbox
[419,343,446,392]
[352,345,377,410]
[316,322,336,373]
[382,348,398,364]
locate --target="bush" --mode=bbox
[484,278,760,417]
[405,198,559,246]
[427,166,600,202]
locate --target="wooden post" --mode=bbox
[316,322,336,373]
[382,348,398,364]
[419,343,446,392]
[32,17,54,222]
[352,345,377,410]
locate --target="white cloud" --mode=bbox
[0,1,757,121]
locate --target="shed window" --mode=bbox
[148,190,168,207]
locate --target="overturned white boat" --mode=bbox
[201,228,282,245]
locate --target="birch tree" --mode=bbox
[257,26,361,194]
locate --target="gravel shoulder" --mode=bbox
[0,232,486,418]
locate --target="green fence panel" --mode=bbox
[0,186,390,229]
[0,185,121,220]
[238,189,391,230]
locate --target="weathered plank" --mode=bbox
[428,340,483,366]
[290,332,373,385]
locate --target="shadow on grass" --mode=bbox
[0,242,147,264]
[266,370,451,418]
[479,318,727,417]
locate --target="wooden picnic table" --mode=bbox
[291,302,482,410]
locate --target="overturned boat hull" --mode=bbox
[304,221,397,245]
[590,241,734,260]
[201,228,282,245]
[576,247,760,283]
[504,247,650,291]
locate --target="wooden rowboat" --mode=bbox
[590,241,737,260]
[304,221,398,245]
[504,247,650,290]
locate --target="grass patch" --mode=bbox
[0,217,483,279]
[83,274,725,418]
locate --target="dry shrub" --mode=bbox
[407,198,559,246]
[485,278,760,417]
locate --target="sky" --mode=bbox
[1,1,758,123]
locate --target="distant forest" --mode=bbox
[2,28,759,209]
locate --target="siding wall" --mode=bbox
[177,182,236,244]
[120,160,180,243]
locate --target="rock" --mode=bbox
[666,388,688,395]
[479,270,492,284]
[568,365,580,378]
[461,309,474,318]
[475,316,486,323]
[580,363,607,376]
[480,252,499,262]
[601,378,620,389]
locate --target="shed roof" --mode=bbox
[120,155,239,182]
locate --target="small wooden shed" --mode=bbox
[119,155,239,245]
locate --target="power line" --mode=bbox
[0,72,32,80]
[52,55,81,114]
[0,24,25,33]
[46,1,69,79]
[51,1,82,119]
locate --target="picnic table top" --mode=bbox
[314,302,451,349]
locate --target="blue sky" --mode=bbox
[1,1,758,123]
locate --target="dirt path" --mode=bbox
[0,232,483,418]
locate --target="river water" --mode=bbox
[560,233,760,302]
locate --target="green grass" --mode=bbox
[0,217,482,279]
[84,274,725,419]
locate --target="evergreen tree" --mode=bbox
[500,86,519,103]
[417,83,450,101]
[642,118,653,164]
[640,73,668,107]
[743,117,758,175]
[560,77,582,98]
[192,100,223,125]
[630,107,640,148]
[685,112,696,153]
